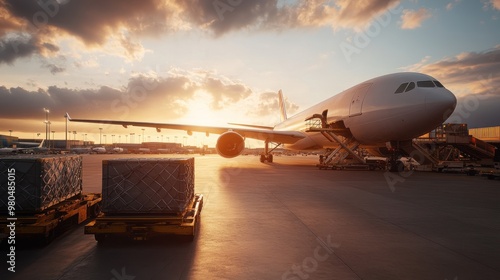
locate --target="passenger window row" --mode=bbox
[394,80,444,94]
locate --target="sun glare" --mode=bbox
[176,90,227,126]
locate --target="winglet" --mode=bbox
[38,139,45,148]
[278,90,287,122]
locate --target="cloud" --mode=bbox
[250,91,300,119]
[490,0,500,10]
[446,0,460,11]
[400,8,432,29]
[203,77,252,109]
[0,0,405,65]
[405,45,500,97]
[185,0,402,34]
[3,0,179,45]
[0,33,59,64]
[405,46,500,127]
[42,62,65,74]
[0,75,198,122]
[332,0,401,30]
[0,69,298,132]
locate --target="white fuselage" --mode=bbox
[274,72,457,150]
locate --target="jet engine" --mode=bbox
[216,131,245,158]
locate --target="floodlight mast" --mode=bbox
[44,108,50,148]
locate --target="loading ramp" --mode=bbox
[410,124,497,170]
[305,112,383,170]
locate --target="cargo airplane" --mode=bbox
[69,72,457,163]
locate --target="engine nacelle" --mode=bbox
[216,131,245,158]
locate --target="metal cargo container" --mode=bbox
[102,158,194,214]
[0,155,83,213]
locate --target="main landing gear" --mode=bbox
[260,141,281,163]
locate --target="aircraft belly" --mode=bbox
[346,103,430,144]
[285,135,323,150]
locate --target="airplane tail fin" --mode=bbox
[38,139,45,148]
[278,90,287,122]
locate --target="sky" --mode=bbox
[0,0,499,147]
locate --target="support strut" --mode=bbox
[260,141,281,163]
[305,112,365,167]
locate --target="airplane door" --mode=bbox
[349,83,371,117]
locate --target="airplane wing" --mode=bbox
[67,115,306,144]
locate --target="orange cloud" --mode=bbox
[0,0,405,66]
[491,0,500,10]
[400,8,432,29]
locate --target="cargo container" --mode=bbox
[101,158,194,214]
[0,155,83,213]
[0,154,101,244]
[86,158,202,242]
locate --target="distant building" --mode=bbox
[469,126,500,144]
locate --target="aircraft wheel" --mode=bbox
[268,154,273,163]
[95,234,107,243]
[260,154,266,163]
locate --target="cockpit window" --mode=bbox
[405,82,415,92]
[394,83,408,94]
[433,80,444,87]
[417,81,435,87]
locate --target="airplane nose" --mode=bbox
[425,89,457,121]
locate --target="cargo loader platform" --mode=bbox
[85,193,203,242]
[0,193,102,244]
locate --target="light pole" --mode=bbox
[65,113,69,149]
[51,131,55,147]
[142,129,145,143]
[8,130,12,136]
[119,135,121,143]
[99,128,103,145]
[43,108,50,148]
[47,121,51,148]
[103,135,107,144]
[111,135,115,144]
[125,135,128,143]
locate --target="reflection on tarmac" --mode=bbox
[2,154,500,280]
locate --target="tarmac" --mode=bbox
[2,154,500,280]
